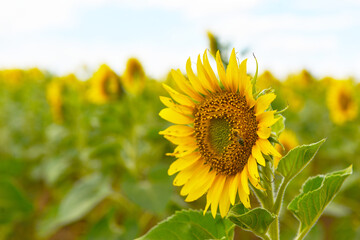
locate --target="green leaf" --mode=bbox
[271,114,285,137]
[122,165,172,214]
[57,174,112,225]
[277,139,325,180]
[0,177,33,223]
[38,174,112,237]
[288,166,352,238]
[228,204,275,237]
[137,209,234,240]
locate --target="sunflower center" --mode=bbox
[339,91,352,111]
[194,92,258,176]
[208,118,232,154]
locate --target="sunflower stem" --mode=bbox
[262,161,279,240]
[273,178,289,215]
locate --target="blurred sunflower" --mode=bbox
[285,69,314,89]
[257,70,281,91]
[87,64,122,104]
[274,130,298,168]
[0,69,23,87]
[46,80,64,123]
[327,80,358,125]
[122,58,146,95]
[159,49,281,218]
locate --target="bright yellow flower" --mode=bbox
[285,69,314,89]
[274,130,299,168]
[0,69,23,86]
[87,64,122,104]
[46,80,64,123]
[327,80,358,125]
[257,70,281,91]
[122,58,146,95]
[159,49,281,218]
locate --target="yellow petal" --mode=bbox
[240,168,250,195]
[173,160,202,186]
[252,144,265,166]
[203,50,221,92]
[257,139,282,157]
[216,50,230,91]
[180,163,210,196]
[171,69,203,102]
[238,59,248,94]
[168,152,201,176]
[163,84,195,107]
[205,174,226,218]
[255,93,276,115]
[166,144,197,157]
[159,96,194,115]
[257,126,271,139]
[187,168,215,202]
[159,125,194,137]
[226,49,239,92]
[197,55,216,93]
[247,155,260,180]
[219,177,231,218]
[257,111,279,128]
[244,78,256,108]
[229,173,240,205]
[247,168,265,191]
[186,58,208,96]
[238,177,251,209]
[159,108,193,125]
[163,135,196,146]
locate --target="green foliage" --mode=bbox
[0,178,33,224]
[288,166,352,239]
[38,174,112,237]
[137,210,235,240]
[277,139,326,180]
[228,204,275,238]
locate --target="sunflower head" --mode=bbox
[159,49,281,218]
[122,58,146,95]
[327,80,358,125]
[46,79,64,123]
[87,64,122,104]
[257,70,280,91]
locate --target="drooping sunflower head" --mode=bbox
[87,64,122,104]
[122,58,146,95]
[159,49,281,218]
[327,80,358,125]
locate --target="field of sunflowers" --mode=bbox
[0,38,359,240]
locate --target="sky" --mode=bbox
[0,0,359,80]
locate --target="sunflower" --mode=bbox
[274,130,299,168]
[159,49,281,218]
[46,79,64,123]
[122,58,146,95]
[87,64,122,104]
[327,80,358,125]
[256,70,281,92]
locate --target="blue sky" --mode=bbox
[0,0,359,80]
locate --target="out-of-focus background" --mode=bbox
[0,0,359,239]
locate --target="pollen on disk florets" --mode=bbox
[194,91,258,176]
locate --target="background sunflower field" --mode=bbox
[1,1,360,239]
